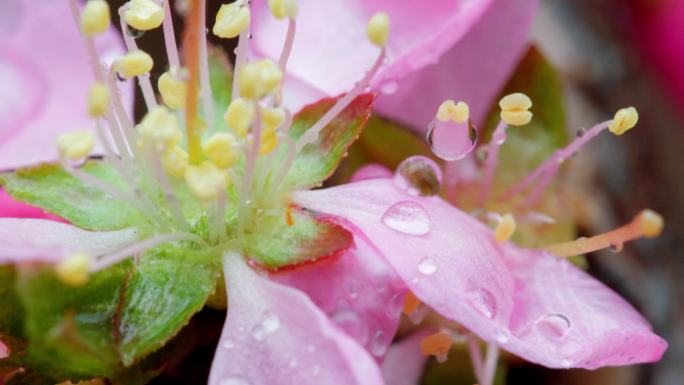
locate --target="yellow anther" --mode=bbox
[494,213,516,243]
[402,291,422,316]
[87,83,109,118]
[158,71,187,110]
[113,50,154,79]
[162,146,189,178]
[499,92,533,126]
[436,100,469,123]
[238,60,283,100]
[185,161,229,202]
[138,106,182,151]
[81,0,111,36]
[367,12,390,48]
[419,332,452,357]
[203,133,240,169]
[213,2,251,39]
[224,97,255,137]
[57,131,95,161]
[124,0,164,31]
[55,252,92,287]
[268,0,298,19]
[608,107,638,135]
[637,209,664,238]
[260,128,279,155]
[262,106,286,131]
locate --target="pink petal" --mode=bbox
[272,233,405,358]
[250,0,495,112]
[351,164,393,183]
[208,254,385,385]
[0,189,65,221]
[293,179,666,369]
[292,179,517,352]
[0,339,8,359]
[0,218,138,264]
[381,329,431,385]
[375,0,539,129]
[0,0,132,169]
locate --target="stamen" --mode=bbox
[106,67,138,162]
[238,104,263,234]
[67,0,105,81]
[55,252,93,287]
[278,19,297,75]
[230,1,252,100]
[162,0,181,69]
[542,210,663,257]
[494,213,516,243]
[162,146,190,178]
[117,5,158,110]
[183,0,205,164]
[499,93,533,126]
[124,0,164,31]
[203,133,240,169]
[503,107,639,202]
[138,106,182,152]
[367,12,389,48]
[185,161,229,202]
[467,334,486,385]
[285,205,294,226]
[158,71,187,110]
[267,134,296,195]
[92,232,207,272]
[482,343,499,385]
[87,83,110,118]
[268,0,298,20]
[420,332,452,363]
[142,144,189,231]
[402,290,422,316]
[81,0,111,37]
[57,131,95,161]
[213,2,251,39]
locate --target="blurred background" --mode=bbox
[8,0,683,384]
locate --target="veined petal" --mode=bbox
[0,218,138,264]
[293,179,666,369]
[250,0,494,112]
[293,179,516,350]
[272,232,405,358]
[0,0,132,169]
[208,253,385,385]
[381,329,431,385]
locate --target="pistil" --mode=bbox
[183,0,205,165]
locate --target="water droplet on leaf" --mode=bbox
[426,119,478,161]
[381,201,431,236]
[394,156,442,196]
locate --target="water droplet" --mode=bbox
[426,119,478,161]
[535,313,571,340]
[417,257,437,275]
[411,277,420,285]
[369,330,388,356]
[288,358,298,368]
[466,288,497,319]
[408,305,428,324]
[116,73,127,82]
[221,339,235,349]
[251,311,280,341]
[380,79,399,95]
[381,201,431,236]
[560,358,573,368]
[332,310,370,344]
[220,377,251,385]
[475,145,490,165]
[126,25,145,39]
[393,156,443,196]
[609,242,623,252]
[436,353,448,363]
[386,293,404,319]
[576,127,587,137]
[495,330,510,344]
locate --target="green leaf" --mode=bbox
[117,246,219,365]
[0,267,25,339]
[246,208,353,269]
[282,94,375,189]
[0,162,147,231]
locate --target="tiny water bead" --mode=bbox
[369,330,388,357]
[381,201,431,236]
[466,287,497,319]
[534,313,571,340]
[250,311,280,341]
[379,79,399,95]
[393,156,443,197]
[331,309,370,345]
[417,257,437,275]
[495,329,510,344]
[385,293,404,319]
[219,377,251,385]
[222,339,235,350]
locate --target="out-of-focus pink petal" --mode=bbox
[0,339,8,359]
[0,218,138,264]
[208,255,385,385]
[375,0,539,129]
[292,179,517,351]
[0,189,65,221]
[250,0,494,112]
[381,329,431,385]
[272,234,405,358]
[0,0,131,170]
[351,164,393,183]
[293,179,666,369]
[499,246,667,369]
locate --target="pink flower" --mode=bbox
[250,0,539,128]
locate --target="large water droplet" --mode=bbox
[332,310,370,345]
[393,156,443,196]
[381,201,431,236]
[534,313,571,339]
[427,119,478,161]
[417,257,437,275]
[466,288,497,319]
[369,330,388,356]
[386,293,404,319]
[380,79,399,95]
[220,377,251,385]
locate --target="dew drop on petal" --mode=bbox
[307,344,316,353]
[495,329,510,344]
[369,330,388,357]
[221,339,235,349]
[220,377,251,385]
[408,305,428,325]
[393,156,443,196]
[475,145,490,165]
[534,313,571,339]
[561,358,573,368]
[386,293,404,319]
[381,201,431,236]
[380,79,399,95]
[426,119,478,161]
[466,287,497,319]
[332,309,370,345]
[261,311,280,333]
[436,353,448,363]
[417,257,437,275]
